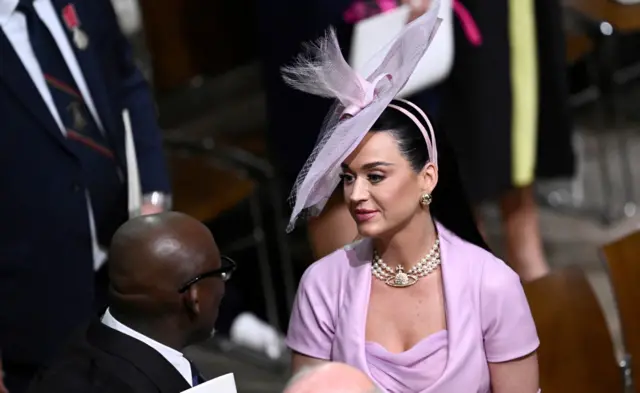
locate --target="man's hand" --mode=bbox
[403,0,432,22]
[0,356,9,393]
[140,202,164,216]
[139,192,171,216]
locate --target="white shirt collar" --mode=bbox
[101,308,193,386]
[0,0,19,26]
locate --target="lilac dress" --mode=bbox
[286,222,540,392]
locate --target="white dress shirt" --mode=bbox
[0,0,108,269]
[101,308,194,387]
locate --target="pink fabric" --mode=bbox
[343,0,482,47]
[366,330,448,391]
[286,222,540,392]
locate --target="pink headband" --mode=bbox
[388,98,438,166]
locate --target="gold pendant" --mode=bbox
[385,265,418,288]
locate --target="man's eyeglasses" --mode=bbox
[177,256,237,293]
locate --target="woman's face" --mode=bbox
[340,131,436,238]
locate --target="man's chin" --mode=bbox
[188,325,217,345]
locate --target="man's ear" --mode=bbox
[183,285,201,316]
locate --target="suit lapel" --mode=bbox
[87,321,191,393]
[50,0,118,141]
[0,30,72,152]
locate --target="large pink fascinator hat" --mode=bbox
[282,0,443,233]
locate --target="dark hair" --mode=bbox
[367,99,491,252]
[369,100,431,173]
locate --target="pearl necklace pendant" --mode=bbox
[386,265,419,288]
[371,238,441,288]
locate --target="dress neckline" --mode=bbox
[365,329,448,357]
[359,221,453,382]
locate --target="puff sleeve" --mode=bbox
[285,263,337,360]
[481,257,540,363]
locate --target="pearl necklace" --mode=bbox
[371,238,441,288]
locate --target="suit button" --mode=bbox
[72,183,82,192]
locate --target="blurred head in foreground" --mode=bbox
[283,362,381,393]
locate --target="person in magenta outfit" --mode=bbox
[280,1,541,392]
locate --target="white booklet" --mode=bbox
[181,373,237,393]
[349,1,453,98]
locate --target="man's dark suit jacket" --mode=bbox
[0,0,170,376]
[26,321,192,393]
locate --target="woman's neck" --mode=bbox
[374,213,438,270]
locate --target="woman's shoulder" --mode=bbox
[462,239,515,280]
[299,238,371,294]
[439,222,519,290]
[454,236,523,302]
[469,242,519,292]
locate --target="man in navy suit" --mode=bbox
[0,0,170,391]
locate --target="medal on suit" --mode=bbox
[67,102,87,131]
[62,4,89,50]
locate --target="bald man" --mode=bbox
[26,212,236,393]
[284,363,381,393]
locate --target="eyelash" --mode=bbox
[339,173,385,184]
[339,173,353,184]
[368,174,384,183]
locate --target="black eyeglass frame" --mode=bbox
[177,256,237,293]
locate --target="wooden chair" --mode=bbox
[564,0,640,33]
[170,153,256,223]
[137,0,259,92]
[523,266,624,393]
[602,229,640,393]
[565,33,593,65]
[165,134,296,333]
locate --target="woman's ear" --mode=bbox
[420,162,438,193]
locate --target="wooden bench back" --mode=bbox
[523,267,623,393]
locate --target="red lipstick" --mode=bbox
[354,208,378,222]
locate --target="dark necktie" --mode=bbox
[17,0,116,162]
[17,0,124,236]
[188,360,205,387]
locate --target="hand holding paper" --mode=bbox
[349,0,453,97]
[403,0,432,22]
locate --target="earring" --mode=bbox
[420,193,432,206]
